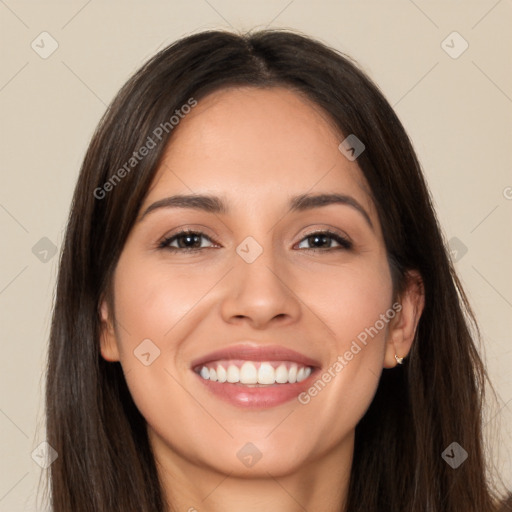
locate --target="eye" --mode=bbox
[158,229,352,253]
[158,230,217,252]
[296,230,352,251]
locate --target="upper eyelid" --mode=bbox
[300,226,351,241]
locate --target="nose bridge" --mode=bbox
[219,232,301,326]
[235,232,288,298]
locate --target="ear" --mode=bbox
[98,296,121,362]
[383,270,425,368]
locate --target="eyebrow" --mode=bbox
[138,192,374,230]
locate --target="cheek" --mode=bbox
[303,255,393,346]
[109,253,225,421]
[112,254,217,352]
[110,256,207,450]
[293,258,393,430]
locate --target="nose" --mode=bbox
[219,244,302,329]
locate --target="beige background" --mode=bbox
[1,1,511,509]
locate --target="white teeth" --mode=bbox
[297,367,312,382]
[198,362,313,385]
[216,364,227,383]
[288,364,298,383]
[258,362,276,384]
[275,364,288,383]
[239,362,258,384]
[226,365,240,383]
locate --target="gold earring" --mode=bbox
[395,354,404,365]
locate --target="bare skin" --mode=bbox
[99,86,424,512]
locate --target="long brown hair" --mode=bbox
[43,28,506,511]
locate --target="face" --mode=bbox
[100,86,420,479]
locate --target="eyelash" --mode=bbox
[157,228,353,253]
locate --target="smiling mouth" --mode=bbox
[194,360,313,385]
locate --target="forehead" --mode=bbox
[146,86,374,216]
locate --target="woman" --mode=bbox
[44,29,507,511]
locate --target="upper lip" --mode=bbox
[190,343,322,370]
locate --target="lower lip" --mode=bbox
[194,370,317,409]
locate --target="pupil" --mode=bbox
[310,234,328,248]
[179,234,200,248]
